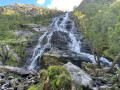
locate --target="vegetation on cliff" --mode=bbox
[72,0,120,70]
[0,3,63,66]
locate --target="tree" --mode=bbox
[107,24,120,72]
[73,10,109,68]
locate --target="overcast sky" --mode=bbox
[0,0,83,11]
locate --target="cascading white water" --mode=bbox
[28,31,53,70]
[28,12,112,71]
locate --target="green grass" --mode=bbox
[29,66,72,90]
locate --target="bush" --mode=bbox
[29,66,72,90]
[112,75,118,82]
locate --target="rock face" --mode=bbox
[0,66,29,76]
[64,62,93,89]
[2,3,49,16]
[0,42,21,63]
[51,31,71,50]
[41,50,91,69]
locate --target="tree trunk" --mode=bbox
[90,45,101,68]
[97,55,101,68]
[107,53,120,73]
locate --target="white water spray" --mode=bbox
[27,13,112,71]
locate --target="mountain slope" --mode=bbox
[0,3,63,67]
[72,0,120,62]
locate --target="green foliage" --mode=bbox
[118,69,120,74]
[5,60,19,66]
[72,0,120,63]
[0,5,63,66]
[48,66,72,89]
[112,75,118,82]
[14,75,21,78]
[29,66,72,90]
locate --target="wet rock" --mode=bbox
[17,85,24,90]
[41,54,64,68]
[107,80,114,84]
[80,41,92,54]
[0,73,5,78]
[10,79,19,88]
[42,50,93,69]
[51,31,71,50]
[94,77,108,83]
[64,62,93,89]
[0,66,29,76]
[101,67,111,73]
[0,79,5,83]
[8,87,14,90]
[66,25,72,30]
[8,76,14,80]
[1,81,9,90]
[99,85,109,90]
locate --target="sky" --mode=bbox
[0,0,83,11]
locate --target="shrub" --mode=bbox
[29,66,72,90]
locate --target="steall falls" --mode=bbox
[26,13,112,71]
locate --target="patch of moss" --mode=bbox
[14,75,21,78]
[41,55,65,68]
[29,66,72,90]
[4,60,19,67]
[112,75,118,82]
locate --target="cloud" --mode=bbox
[37,0,45,5]
[48,0,83,11]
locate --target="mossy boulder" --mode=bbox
[41,54,71,68]
[29,66,72,90]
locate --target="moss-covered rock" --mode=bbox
[29,66,72,90]
[41,55,70,68]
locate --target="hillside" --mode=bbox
[0,3,63,67]
[0,1,120,90]
[72,0,120,59]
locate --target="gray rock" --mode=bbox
[0,79,5,83]
[64,62,93,89]
[0,73,5,78]
[8,88,14,90]
[99,85,109,90]
[10,79,19,88]
[8,76,14,80]
[1,81,9,90]
[0,66,29,76]
[51,31,71,49]
[0,60,3,66]
[96,77,108,82]
[17,85,24,90]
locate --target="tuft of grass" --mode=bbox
[29,66,72,90]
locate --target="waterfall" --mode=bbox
[27,12,112,71]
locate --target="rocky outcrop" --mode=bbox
[51,31,71,50]
[0,70,39,89]
[2,3,50,16]
[41,50,91,69]
[0,42,21,64]
[64,62,93,89]
[0,66,29,76]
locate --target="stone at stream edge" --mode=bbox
[0,66,29,76]
[64,62,94,89]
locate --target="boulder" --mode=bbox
[0,42,21,62]
[0,66,29,76]
[64,62,93,89]
[41,50,91,69]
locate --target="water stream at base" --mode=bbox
[27,12,112,71]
